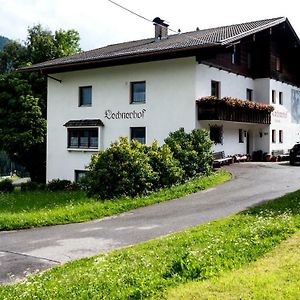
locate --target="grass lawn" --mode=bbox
[0,185,299,299]
[0,169,230,231]
[166,231,300,300]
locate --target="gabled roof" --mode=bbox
[20,17,293,74]
[64,119,104,127]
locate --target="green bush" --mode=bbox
[165,128,213,178]
[20,181,46,192]
[65,182,81,191]
[83,137,155,199]
[83,129,213,199]
[145,141,184,189]
[47,179,77,191]
[0,178,14,193]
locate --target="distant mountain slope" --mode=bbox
[0,35,10,50]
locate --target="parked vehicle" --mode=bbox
[289,144,300,165]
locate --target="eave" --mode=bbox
[18,44,219,75]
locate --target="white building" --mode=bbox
[23,17,300,182]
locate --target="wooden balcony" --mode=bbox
[197,97,272,124]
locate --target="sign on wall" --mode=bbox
[105,109,146,120]
[271,110,288,123]
[291,89,300,124]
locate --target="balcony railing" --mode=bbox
[196,96,273,124]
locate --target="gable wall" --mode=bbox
[47,57,196,181]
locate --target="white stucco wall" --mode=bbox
[199,120,269,156]
[47,57,196,181]
[269,79,300,152]
[196,64,255,99]
[196,64,300,155]
[47,60,300,181]
[196,64,270,155]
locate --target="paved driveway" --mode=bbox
[1,162,300,284]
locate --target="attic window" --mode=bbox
[232,44,241,65]
[275,56,282,72]
[247,52,252,69]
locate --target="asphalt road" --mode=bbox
[1,162,300,284]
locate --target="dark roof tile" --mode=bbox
[20,17,287,72]
[64,119,104,127]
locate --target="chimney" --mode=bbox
[153,17,169,40]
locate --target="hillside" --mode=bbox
[0,35,10,50]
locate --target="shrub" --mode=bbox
[82,137,155,199]
[190,129,214,174]
[165,128,213,178]
[83,129,213,199]
[145,141,184,189]
[65,182,81,191]
[20,181,46,192]
[0,178,14,193]
[47,179,73,191]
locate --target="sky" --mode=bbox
[1,0,300,51]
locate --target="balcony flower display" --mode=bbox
[196,96,274,113]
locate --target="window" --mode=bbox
[131,81,146,103]
[211,80,220,98]
[279,92,283,105]
[79,86,92,106]
[209,125,223,144]
[272,129,276,143]
[239,129,244,143]
[231,44,241,65]
[75,170,87,183]
[279,130,283,143]
[272,90,276,104]
[275,56,282,72]
[246,89,253,101]
[68,128,98,149]
[130,127,146,144]
[247,52,252,69]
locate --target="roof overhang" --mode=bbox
[18,43,219,74]
[64,119,104,127]
[18,17,300,75]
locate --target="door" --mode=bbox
[246,131,251,155]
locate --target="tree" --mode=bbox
[0,35,10,50]
[26,25,81,64]
[0,41,27,73]
[0,25,81,108]
[0,73,46,182]
[0,25,81,182]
